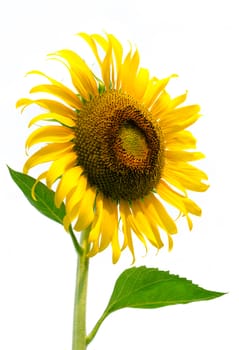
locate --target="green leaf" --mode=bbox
[106,266,225,312]
[87,266,225,344]
[8,167,65,225]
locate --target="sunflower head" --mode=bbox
[17,32,208,263]
[74,89,164,201]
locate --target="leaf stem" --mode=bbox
[86,310,108,345]
[72,227,90,350]
[69,225,83,255]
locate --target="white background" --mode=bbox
[1,0,239,349]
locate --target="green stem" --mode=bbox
[69,225,83,255]
[86,311,108,345]
[72,227,90,350]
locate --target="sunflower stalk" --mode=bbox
[72,227,90,350]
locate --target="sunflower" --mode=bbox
[17,33,208,263]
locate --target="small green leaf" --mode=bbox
[8,167,65,224]
[106,266,225,312]
[87,266,225,344]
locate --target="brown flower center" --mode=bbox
[74,90,164,201]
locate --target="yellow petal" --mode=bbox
[87,240,100,258]
[125,49,140,94]
[63,179,88,231]
[87,194,120,264]
[130,216,148,251]
[25,126,74,150]
[165,153,207,194]
[170,91,188,108]
[55,166,84,207]
[160,105,201,129]
[78,33,102,66]
[99,197,118,252]
[48,50,98,99]
[120,49,132,90]
[30,84,81,109]
[131,200,161,248]
[88,193,104,242]
[91,33,109,51]
[102,198,120,263]
[45,152,77,188]
[134,67,150,100]
[91,34,113,88]
[23,143,73,173]
[29,112,76,127]
[151,90,171,116]
[152,87,188,122]
[135,199,166,248]
[73,186,96,232]
[162,172,188,194]
[164,167,209,192]
[119,200,135,262]
[167,234,174,251]
[165,130,197,150]
[183,198,202,216]
[16,98,33,110]
[31,171,48,200]
[101,42,113,89]
[186,215,193,230]
[17,98,76,118]
[144,75,177,108]
[107,34,123,88]
[164,114,201,134]
[149,223,164,249]
[157,180,188,215]
[165,150,205,162]
[64,175,88,219]
[28,70,81,108]
[143,193,178,234]
[120,48,140,94]
[166,160,208,181]
[111,227,121,264]
[157,180,198,230]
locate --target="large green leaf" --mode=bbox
[8,167,65,225]
[87,266,225,344]
[106,266,225,312]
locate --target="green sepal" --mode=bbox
[98,83,106,95]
